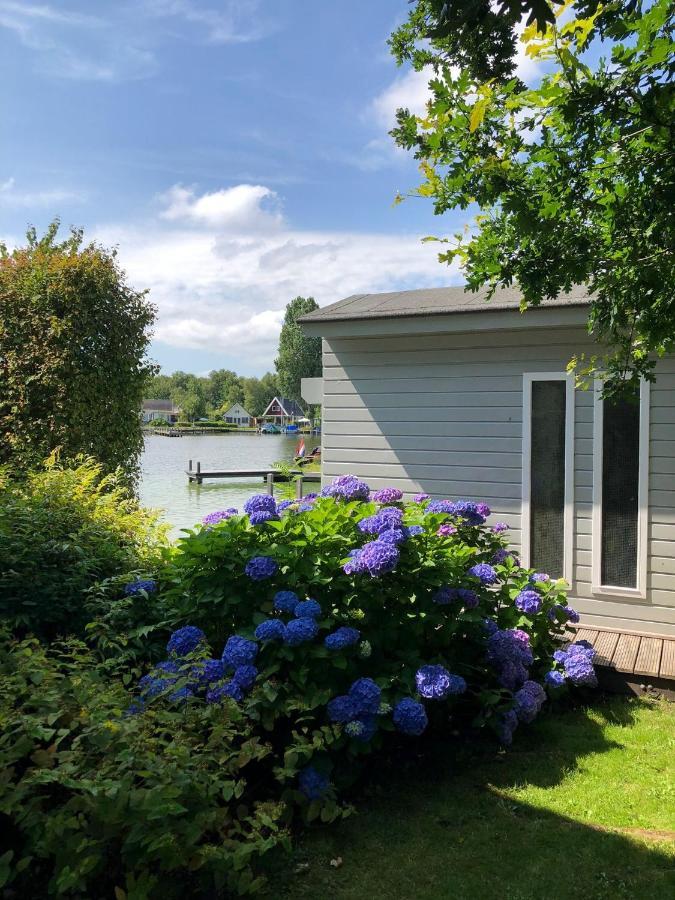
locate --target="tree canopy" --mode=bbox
[390,0,674,393]
[145,369,279,419]
[0,221,156,481]
[275,296,322,401]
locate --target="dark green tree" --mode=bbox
[275,296,322,401]
[242,372,279,417]
[390,0,674,393]
[0,221,156,482]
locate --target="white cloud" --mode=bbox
[0,176,86,207]
[94,184,463,369]
[158,183,283,231]
[142,0,271,44]
[370,67,432,131]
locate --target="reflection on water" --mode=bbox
[139,432,321,536]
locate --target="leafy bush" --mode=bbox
[0,634,287,898]
[149,417,170,427]
[0,457,168,640]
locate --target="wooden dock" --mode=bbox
[563,625,675,698]
[186,461,320,493]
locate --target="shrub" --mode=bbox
[0,456,168,640]
[0,634,287,898]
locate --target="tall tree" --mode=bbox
[242,372,279,417]
[275,296,322,401]
[0,221,156,482]
[390,0,674,393]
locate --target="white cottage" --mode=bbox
[223,402,252,426]
[300,285,675,638]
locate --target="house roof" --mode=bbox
[223,402,251,416]
[142,398,179,411]
[262,396,305,417]
[298,284,591,324]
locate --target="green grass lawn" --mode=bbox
[278,696,675,900]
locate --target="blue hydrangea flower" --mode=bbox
[530,572,551,583]
[277,500,294,512]
[393,698,428,736]
[432,586,478,608]
[378,527,408,545]
[468,563,498,585]
[168,685,195,704]
[156,660,180,675]
[344,540,399,577]
[453,501,487,525]
[560,642,597,686]
[298,765,330,800]
[273,590,299,612]
[357,507,404,535]
[408,525,424,536]
[254,618,286,641]
[492,548,514,565]
[496,709,519,746]
[320,475,370,501]
[486,628,534,690]
[545,670,566,688]
[371,487,403,503]
[514,680,547,723]
[249,510,280,525]
[294,599,322,619]
[245,555,278,580]
[415,665,467,700]
[124,579,157,596]
[345,716,378,742]
[284,617,319,646]
[327,694,359,723]
[483,618,499,636]
[222,636,258,668]
[191,658,225,685]
[515,590,542,615]
[243,494,277,515]
[562,605,580,623]
[348,677,381,715]
[167,626,205,657]
[202,509,238,526]
[426,499,457,515]
[232,664,258,691]
[206,681,244,704]
[324,626,361,650]
[139,675,166,698]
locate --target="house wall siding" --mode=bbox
[321,329,675,636]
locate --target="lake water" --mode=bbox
[139,432,321,535]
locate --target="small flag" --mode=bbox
[296,438,306,458]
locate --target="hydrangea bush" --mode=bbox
[157,476,596,802]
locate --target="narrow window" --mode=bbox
[522,375,574,583]
[593,382,649,595]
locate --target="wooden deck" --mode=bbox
[564,626,675,696]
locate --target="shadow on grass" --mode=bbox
[274,696,675,900]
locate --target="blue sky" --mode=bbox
[0,1,537,375]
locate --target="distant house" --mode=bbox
[142,399,180,423]
[262,396,305,426]
[300,285,675,638]
[223,402,252,426]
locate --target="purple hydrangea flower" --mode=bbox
[202,509,238,526]
[415,665,467,700]
[371,487,403,504]
[492,548,514,565]
[468,563,498,585]
[357,507,404,534]
[294,599,322,619]
[545,670,566,688]
[249,510,280,525]
[124,579,157,596]
[562,605,580,623]
[413,493,430,503]
[530,572,551,583]
[243,494,277,516]
[476,503,491,518]
[515,590,542,615]
[254,618,287,641]
[514,680,547,723]
[486,628,534,690]
[245,555,278,580]
[298,765,330,800]
[284,616,319,646]
[560,642,598,687]
[325,626,361,650]
[492,522,510,533]
[393,698,428,736]
[222,636,258,668]
[496,709,519,746]
[437,523,457,537]
[344,540,400,577]
[167,626,205,657]
[273,590,299,612]
[320,475,370,501]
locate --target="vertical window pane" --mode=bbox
[601,396,640,587]
[530,381,566,578]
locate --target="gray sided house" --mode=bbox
[300,286,675,638]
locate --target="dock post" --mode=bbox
[196,461,202,485]
[296,476,303,500]
[266,472,274,496]
[188,459,192,472]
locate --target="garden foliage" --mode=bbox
[0,476,596,896]
[0,456,167,641]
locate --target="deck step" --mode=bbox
[633,638,663,678]
[609,633,642,673]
